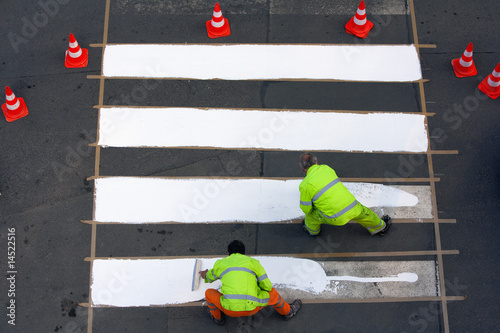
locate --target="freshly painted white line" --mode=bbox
[282,260,438,299]
[91,257,326,306]
[102,44,422,82]
[98,108,428,152]
[371,185,433,219]
[93,177,419,223]
[91,258,435,307]
[327,272,418,283]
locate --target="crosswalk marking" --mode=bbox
[98,107,428,152]
[102,44,422,82]
[90,258,437,307]
[93,177,426,223]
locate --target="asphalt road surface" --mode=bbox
[0,0,499,332]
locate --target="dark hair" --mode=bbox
[228,240,245,255]
[299,152,318,171]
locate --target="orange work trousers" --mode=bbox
[205,288,291,319]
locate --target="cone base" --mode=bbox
[206,19,231,38]
[479,79,500,99]
[451,58,477,78]
[65,48,89,68]
[345,18,373,38]
[2,98,29,122]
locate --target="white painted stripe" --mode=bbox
[371,185,432,219]
[91,258,437,306]
[492,70,500,78]
[102,44,422,82]
[98,108,428,152]
[213,10,222,18]
[327,272,418,283]
[6,94,15,101]
[299,260,438,299]
[91,257,325,306]
[69,41,79,48]
[93,177,421,223]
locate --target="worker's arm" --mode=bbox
[299,185,314,215]
[203,268,218,283]
[253,260,273,292]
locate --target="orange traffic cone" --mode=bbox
[65,33,88,68]
[451,43,477,78]
[2,87,29,122]
[345,1,373,38]
[206,3,231,38]
[478,63,500,99]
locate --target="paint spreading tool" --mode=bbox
[191,259,202,291]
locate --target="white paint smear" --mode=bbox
[91,258,419,307]
[91,257,326,306]
[327,272,418,283]
[94,177,418,223]
[98,108,428,153]
[102,44,422,82]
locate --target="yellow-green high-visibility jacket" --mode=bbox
[204,253,272,311]
[299,164,358,223]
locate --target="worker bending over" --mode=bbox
[299,152,392,237]
[201,240,302,325]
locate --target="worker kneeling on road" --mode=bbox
[200,240,302,325]
[299,152,392,237]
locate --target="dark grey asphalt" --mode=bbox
[0,1,499,332]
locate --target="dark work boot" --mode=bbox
[209,310,225,326]
[283,299,302,320]
[378,215,392,236]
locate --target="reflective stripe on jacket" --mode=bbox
[299,164,358,220]
[204,253,272,311]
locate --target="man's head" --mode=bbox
[299,152,318,173]
[228,240,245,255]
